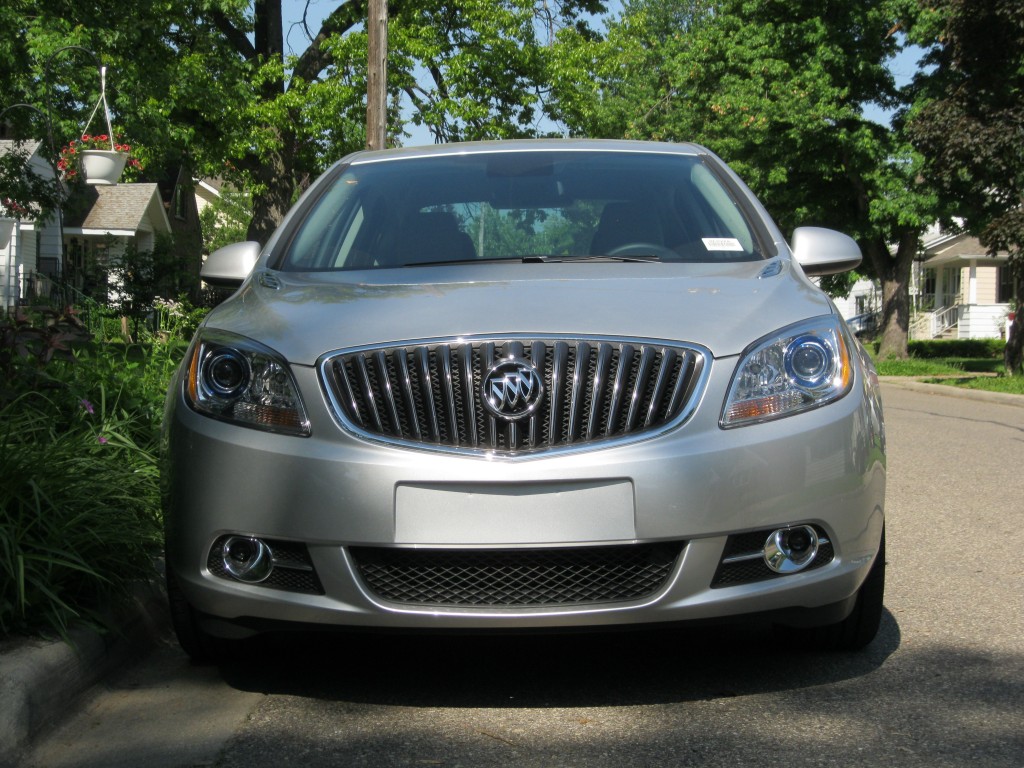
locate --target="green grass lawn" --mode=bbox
[871,350,1023,396]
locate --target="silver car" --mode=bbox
[163,139,885,661]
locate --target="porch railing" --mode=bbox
[910,305,960,340]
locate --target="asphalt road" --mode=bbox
[25,383,1024,768]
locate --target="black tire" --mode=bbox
[777,528,886,652]
[166,569,237,664]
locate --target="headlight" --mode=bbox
[721,316,853,427]
[184,329,311,436]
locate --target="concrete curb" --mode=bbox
[879,376,1024,408]
[0,580,170,768]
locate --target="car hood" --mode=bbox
[203,260,834,365]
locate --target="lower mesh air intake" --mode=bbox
[349,542,684,607]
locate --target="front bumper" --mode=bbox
[162,357,885,636]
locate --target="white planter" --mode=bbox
[79,149,128,185]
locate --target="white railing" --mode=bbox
[910,305,959,340]
[910,303,1010,340]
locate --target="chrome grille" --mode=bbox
[320,336,707,455]
[349,542,684,607]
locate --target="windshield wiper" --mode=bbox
[402,257,520,267]
[521,254,661,263]
[402,254,663,267]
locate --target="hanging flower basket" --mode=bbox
[79,149,128,185]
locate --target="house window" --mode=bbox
[920,268,937,310]
[174,187,187,220]
[997,265,1016,303]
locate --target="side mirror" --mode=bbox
[791,227,862,276]
[201,241,262,288]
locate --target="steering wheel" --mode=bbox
[605,242,679,259]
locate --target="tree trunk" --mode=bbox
[245,0,291,244]
[866,229,918,360]
[246,145,294,244]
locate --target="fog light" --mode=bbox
[763,525,819,574]
[221,536,273,583]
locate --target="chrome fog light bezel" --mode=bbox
[763,525,820,574]
[221,536,274,583]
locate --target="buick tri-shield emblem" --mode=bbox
[481,358,544,420]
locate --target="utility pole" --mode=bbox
[366,0,388,150]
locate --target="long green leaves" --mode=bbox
[0,330,180,639]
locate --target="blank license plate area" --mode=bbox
[395,480,636,545]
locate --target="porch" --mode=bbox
[910,232,1014,341]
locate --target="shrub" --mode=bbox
[0,392,160,638]
[0,307,182,639]
[873,338,1005,359]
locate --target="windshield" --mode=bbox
[280,150,769,271]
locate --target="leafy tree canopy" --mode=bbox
[550,0,943,357]
[906,0,1024,371]
[1,0,604,242]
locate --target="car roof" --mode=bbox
[344,138,708,166]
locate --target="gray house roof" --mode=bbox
[64,183,171,234]
[0,139,42,157]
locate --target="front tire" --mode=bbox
[166,570,237,664]
[777,528,886,651]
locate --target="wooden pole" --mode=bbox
[366,0,388,150]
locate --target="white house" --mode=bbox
[0,140,62,311]
[824,225,1014,341]
[61,183,172,298]
[1,138,184,310]
[910,228,1013,340]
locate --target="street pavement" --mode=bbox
[4,380,1023,767]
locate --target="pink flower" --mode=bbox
[97,435,108,445]
[79,399,94,415]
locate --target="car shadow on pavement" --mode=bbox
[215,608,901,708]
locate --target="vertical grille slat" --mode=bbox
[354,355,384,433]
[528,341,546,448]
[417,346,441,442]
[373,350,402,437]
[645,348,677,427]
[323,337,707,456]
[459,343,479,447]
[566,342,591,444]
[439,345,459,447]
[482,343,498,449]
[605,343,635,436]
[587,343,613,441]
[626,346,657,433]
[394,349,421,440]
[549,341,569,447]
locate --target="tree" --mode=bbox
[907,0,1024,374]
[550,0,941,358]
[2,1,605,247]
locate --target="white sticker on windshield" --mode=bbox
[702,237,744,252]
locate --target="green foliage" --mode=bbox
[104,234,198,340]
[906,0,1024,373]
[0,141,61,220]
[198,185,252,255]
[0,306,186,639]
[873,357,964,376]
[930,375,1024,395]
[0,391,160,638]
[903,338,1005,360]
